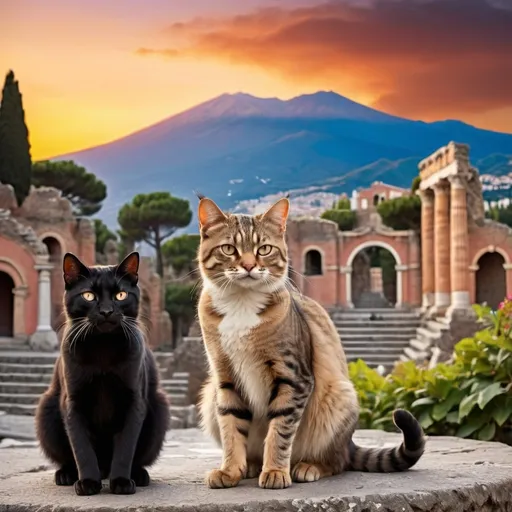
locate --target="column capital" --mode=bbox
[448,174,466,189]
[432,180,450,196]
[339,266,352,274]
[13,286,28,298]
[503,263,512,271]
[417,188,434,204]
[34,264,54,272]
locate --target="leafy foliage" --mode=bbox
[321,209,357,230]
[0,70,32,205]
[32,160,107,215]
[93,219,117,255]
[377,194,421,231]
[117,192,192,277]
[336,197,351,210]
[321,195,356,231]
[165,282,199,347]
[350,302,512,444]
[162,234,200,276]
[411,175,421,193]
[486,203,512,228]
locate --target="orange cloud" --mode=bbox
[137,0,512,122]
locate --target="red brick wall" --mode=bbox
[0,235,39,336]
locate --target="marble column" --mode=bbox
[29,264,59,351]
[447,175,470,313]
[394,265,405,308]
[12,286,28,340]
[340,266,354,308]
[432,181,451,314]
[419,189,435,309]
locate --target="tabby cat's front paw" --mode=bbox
[206,468,244,489]
[74,478,102,496]
[110,477,136,495]
[259,469,292,489]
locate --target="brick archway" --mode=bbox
[475,252,507,310]
[0,257,28,339]
[344,240,404,308]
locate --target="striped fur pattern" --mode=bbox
[196,197,425,490]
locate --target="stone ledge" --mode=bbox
[0,429,511,512]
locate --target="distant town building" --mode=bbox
[350,182,410,211]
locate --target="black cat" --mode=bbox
[35,252,170,496]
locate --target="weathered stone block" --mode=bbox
[0,429,511,511]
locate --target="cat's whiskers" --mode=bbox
[177,268,200,281]
[121,318,145,350]
[67,319,91,356]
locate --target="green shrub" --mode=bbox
[349,301,512,444]
[321,208,357,231]
[377,194,421,231]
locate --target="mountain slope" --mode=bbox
[53,92,512,227]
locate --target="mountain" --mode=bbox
[53,91,512,228]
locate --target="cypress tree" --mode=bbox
[0,70,32,205]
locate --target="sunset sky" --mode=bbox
[2,0,512,160]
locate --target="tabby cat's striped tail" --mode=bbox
[348,409,425,472]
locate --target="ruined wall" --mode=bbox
[286,217,339,306]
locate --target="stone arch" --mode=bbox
[347,240,402,267]
[41,234,64,329]
[0,257,27,339]
[472,245,510,267]
[303,246,324,276]
[39,231,67,254]
[345,240,403,308]
[0,257,26,288]
[475,252,506,310]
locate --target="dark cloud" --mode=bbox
[136,0,512,119]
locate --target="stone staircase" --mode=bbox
[353,291,392,309]
[400,316,450,365]
[330,308,422,371]
[0,350,197,428]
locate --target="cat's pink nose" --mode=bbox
[242,262,256,272]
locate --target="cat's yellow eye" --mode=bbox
[221,244,236,256]
[258,245,273,256]
[82,291,95,302]
[115,291,128,301]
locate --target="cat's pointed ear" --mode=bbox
[63,253,89,286]
[198,197,226,230]
[261,198,290,232]
[117,251,139,283]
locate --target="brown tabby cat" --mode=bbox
[196,197,425,490]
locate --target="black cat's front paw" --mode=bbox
[55,467,78,486]
[110,477,136,495]
[131,467,150,486]
[74,478,102,496]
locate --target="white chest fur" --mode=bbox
[207,283,270,414]
[208,285,267,350]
